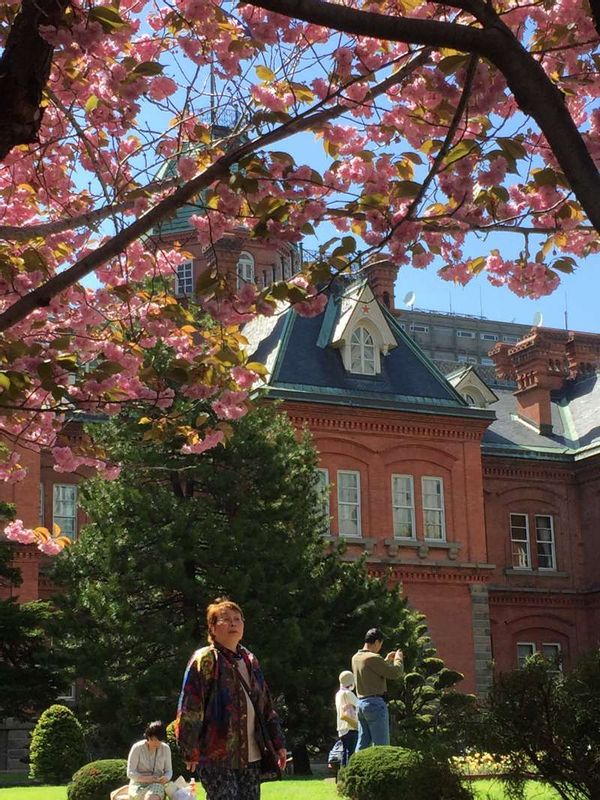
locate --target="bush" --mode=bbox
[29,704,88,783]
[67,759,127,800]
[166,720,191,782]
[337,746,473,800]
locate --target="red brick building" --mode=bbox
[2,236,600,765]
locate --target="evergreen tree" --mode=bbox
[51,404,461,767]
[0,502,66,719]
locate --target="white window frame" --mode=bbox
[53,484,78,539]
[57,682,77,702]
[510,512,531,569]
[337,470,361,538]
[236,251,255,289]
[535,515,556,571]
[541,642,562,673]
[457,329,476,339]
[350,326,376,375]
[175,261,194,296]
[39,483,45,526]
[391,474,416,539]
[480,356,495,366]
[517,642,536,668]
[503,334,519,343]
[421,476,446,541]
[410,323,429,333]
[317,468,330,532]
[480,332,499,341]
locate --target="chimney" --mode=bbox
[489,330,568,435]
[364,256,399,311]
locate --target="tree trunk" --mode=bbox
[291,742,312,775]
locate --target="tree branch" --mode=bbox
[248,0,600,235]
[0,0,69,160]
[0,50,430,333]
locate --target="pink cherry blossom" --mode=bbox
[4,520,37,545]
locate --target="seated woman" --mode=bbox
[127,721,173,800]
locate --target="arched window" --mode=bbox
[236,251,255,289]
[350,326,376,375]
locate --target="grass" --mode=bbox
[0,776,339,800]
[0,776,563,800]
[472,779,561,800]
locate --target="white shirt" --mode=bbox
[127,740,172,782]
[335,687,358,736]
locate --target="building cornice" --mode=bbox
[285,403,491,443]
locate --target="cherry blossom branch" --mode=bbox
[248,0,600,235]
[0,49,430,333]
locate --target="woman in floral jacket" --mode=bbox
[175,598,286,800]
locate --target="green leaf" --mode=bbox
[393,180,421,199]
[0,373,10,391]
[132,61,164,77]
[85,95,99,113]
[255,65,275,81]
[442,139,480,167]
[89,5,127,32]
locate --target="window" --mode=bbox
[503,334,519,343]
[517,642,562,672]
[57,683,77,702]
[317,468,330,530]
[458,354,478,364]
[175,262,193,296]
[283,255,292,280]
[535,515,556,570]
[236,252,255,288]
[410,323,429,333]
[398,322,406,330]
[457,329,475,339]
[480,332,499,341]
[53,485,78,539]
[480,356,495,366]
[392,475,415,538]
[39,483,45,525]
[510,513,530,569]
[542,643,562,673]
[337,470,361,537]
[350,326,376,375]
[422,477,445,540]
[517,642,536,668]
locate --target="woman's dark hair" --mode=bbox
[144,721,167,741]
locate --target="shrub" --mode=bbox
[67,759,127,800]
[29,704,88,783]
[166,720,191,781]
[337,746,473,800]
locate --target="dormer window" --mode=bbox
[237,251,255,289]
[350,326,376,375]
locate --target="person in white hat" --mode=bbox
[335,670,358,766]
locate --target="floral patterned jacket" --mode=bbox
[175,643,285,769]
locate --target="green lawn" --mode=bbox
[0,776,562,800]
[0,776,338,800]
[471,779,560,800]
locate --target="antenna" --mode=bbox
[533,310,543,328]
[564,292,569,331]
[404,291,416,310]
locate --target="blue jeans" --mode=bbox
[356,696,390,749]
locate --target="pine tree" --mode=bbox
[0,503,66,720]
[51,404,461,766]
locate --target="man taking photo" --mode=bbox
[352,627,404,750]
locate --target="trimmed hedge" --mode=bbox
[29,704,88,784]
[67,759,127,800]
[337,746,473,800]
